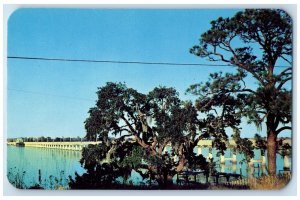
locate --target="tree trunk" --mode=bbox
[267,128,277,175]
[163,174,174,188]
[175,155,185,172]
[157,174,174,188]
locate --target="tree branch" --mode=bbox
[276,126,292,135]
[121,115,138,135]
[226,88,257,95]
[226,42,266,85]
[280,55,292,65]
[277,77,292,90]
[278,67,292,78]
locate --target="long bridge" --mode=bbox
[196,138,291,169]
[7,141,101,151]
[7,138,291,168]
[7,138,291,173]
[7,138,291,153]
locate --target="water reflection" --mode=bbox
[7,145,85,189]
[7,145,291,188]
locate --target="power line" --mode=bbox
[7,56,232,66]
[7,56,290,68]
[8,88,95,102]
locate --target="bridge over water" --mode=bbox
[7,138,291,153]
[7,138,291,171]
[7,141,101,151]
[196,138,291,168]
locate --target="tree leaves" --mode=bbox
[77,82,211,187]
[190,9,292,175]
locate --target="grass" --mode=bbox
[7,168,27,189]
[8,167,291,190]
[7,168,69,190]
[248,174,291,190]
[211,174,291,190]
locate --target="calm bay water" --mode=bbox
[7,145,85,189]
[7,145,290,189]
[197,147,289,176]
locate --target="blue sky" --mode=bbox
[7,8,291,138]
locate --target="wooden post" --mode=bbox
[206,173,209,183]
[38,169,41,184]
[226,175,230,182]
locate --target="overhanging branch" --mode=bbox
[277,77,292,90]
[276,126,292,135]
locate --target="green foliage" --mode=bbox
[277,141,292,157]
[120,146,144,169]
[187,70,246,154]
[190,9,291,73]
[254,133,267,155]
[189,9,292,174]
[186,152,210,173]
[71,9,293,187]
[70,141,143,189]
[84,82,147,141]
[189,9,292,131]
[232,128,254,163]
[147,86,183,143]
[69,82,213,188]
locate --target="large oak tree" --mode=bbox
[77,82,210,188]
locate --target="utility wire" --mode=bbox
[7,56,232,66]
[7,56,291,68]
[6,55,292,101]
